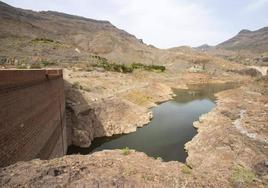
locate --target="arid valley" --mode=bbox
[0,1,267,187]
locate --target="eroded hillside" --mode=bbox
[0,1,267,188]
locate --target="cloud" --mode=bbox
[105,0,228,48]
[244,0,268,12]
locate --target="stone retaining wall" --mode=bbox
[0,69,67,167]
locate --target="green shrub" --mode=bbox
[91,55,165,73]
[32,38,54,43]
[156,157,163,161]
[230,165,256,184]
[82,87,91,92]
[72,81,80,89]
[144,64,166,72]
[181,165,192,174]
[131,63,145,69]
[30,63,42,69]
[16,64,28,69]
[131,63,165,72]
[121,147,130,155]
[93,59,134,73]
[42,61,56,67]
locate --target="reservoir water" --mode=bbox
[68,83,237,162]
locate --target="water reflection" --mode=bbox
[68,83,238,162]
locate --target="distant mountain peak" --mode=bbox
[0,1,12,7]
[238,29,251,35]
[197,44,211,48]
[217,26,268,53]
[194,44,212,51]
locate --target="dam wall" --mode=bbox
[0,69,67,167]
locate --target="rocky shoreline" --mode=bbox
[64,68,249,148]
[1,73,266,187]
[64,69,175,148]
[185,82,268,187]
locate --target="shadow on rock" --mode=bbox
[65,80,104,149]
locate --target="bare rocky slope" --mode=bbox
[0,1,204,66]
[0,1,267,188]
[0,1,158,65]
[0,1,238,69]
[217,27,268,53]
[195,27,268,65]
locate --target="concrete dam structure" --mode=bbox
[0,69,67,167]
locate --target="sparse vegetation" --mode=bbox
[91,55,165,73]
[16,64,28,69]
[29,63,42,69]
[72,81,80,89]
[156,157,163,161]
[230,165,256,184]
[92,56,133,73]
[82,86,91,92]
[31,38,69,48]
[16,61,56,69]
[124,90,153,106]
[42,61,56,67]
[32,38,55,43]
[181,165,192,174]
[131,63,166,72]
[121,147,130,155]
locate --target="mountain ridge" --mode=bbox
[217,26,268,53]
[0,1,159,65]
[0,1,217,68]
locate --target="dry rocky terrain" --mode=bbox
[1,77,267,188]
[0,1,268,188]
[63,63,250,148]
[197,27,268,66]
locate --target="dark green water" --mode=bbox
[68,83,237,162]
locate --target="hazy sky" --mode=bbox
[3,0,268,48]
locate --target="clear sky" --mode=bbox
[2,0,268,48]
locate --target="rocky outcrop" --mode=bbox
[228,68,263,77]
[66,96,152,148]
[249,66,268,76]
[0,150,188,188]
[63,68,178,148]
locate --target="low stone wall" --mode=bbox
[0,69,67,167]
